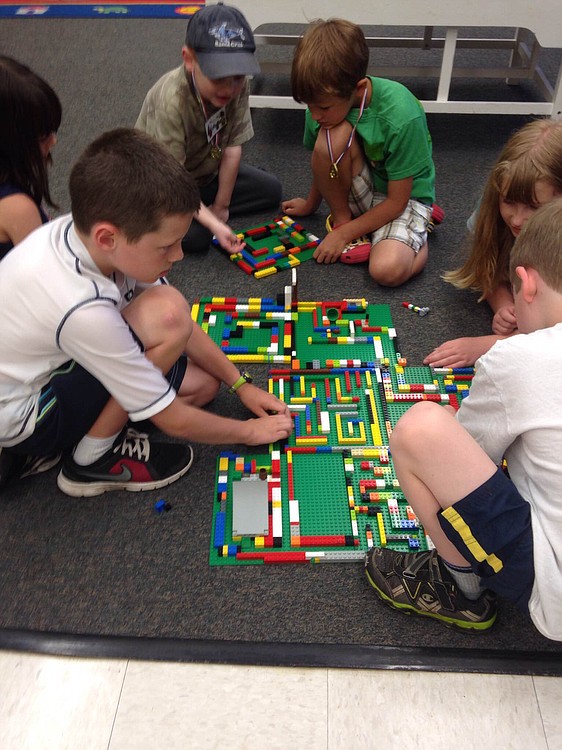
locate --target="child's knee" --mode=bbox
[312,121,353,159]
[368,252,407,287]
[369,241,426,287]
[157,287,192,333]
[136,285,193,343]
[390,401,442,452]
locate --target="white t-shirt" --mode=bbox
[0,215,177,446]
[458,324,562,640]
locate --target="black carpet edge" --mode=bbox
[1,628,561,676]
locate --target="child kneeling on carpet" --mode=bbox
[0,128,292,497]
[136,2,282,254]
[281,18,436,286]
[424,118,562,368]
[365,198,562,640]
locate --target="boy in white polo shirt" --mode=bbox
[0,128,291,497]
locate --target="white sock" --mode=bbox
[443,560,482,601]
[72,432,121,466]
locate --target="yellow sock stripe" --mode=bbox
[441,507,503,573]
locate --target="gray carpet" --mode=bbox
[1,18,562,672]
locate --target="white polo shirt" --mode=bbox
[0,215,176,446]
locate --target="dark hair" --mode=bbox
[291,19,369,103]
[69,128,201,240]
[0,55,62,208]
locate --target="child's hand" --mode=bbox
[243,413,294,445]
[214,224,244,253]
[492,304,517,335]
[313,232,344,263]
[237,383,290,419]
[281,197,314,217]
[236,385,293,444]
[423,335,501,368]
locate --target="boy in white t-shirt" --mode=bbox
[366,198,562,641]
[0,128,291,497]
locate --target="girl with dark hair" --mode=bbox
[0,55,62,258]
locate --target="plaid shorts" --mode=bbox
[349,162,432,255]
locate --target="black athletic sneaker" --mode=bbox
[57,428,194,498]
[0,448,61,490]
[365,547,497,631]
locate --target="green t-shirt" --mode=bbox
[303,76,435,205]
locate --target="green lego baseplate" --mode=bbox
[207,271,474,565]
[211,215,320,278]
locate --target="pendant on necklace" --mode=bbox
[329,163,338,179]
[210,145,222,160]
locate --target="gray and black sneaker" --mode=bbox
[365,547,497,632]
[57,428,194,498]
[0,448,61,490]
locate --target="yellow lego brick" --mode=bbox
[254,536,265,548]
[254,266,278,279]
[377,514,387,547]
[336,413,367,444]
[234,320,254,328]
[219,456,229,472]
[361,449,381,458]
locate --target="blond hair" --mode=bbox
[510,197,562,294]
[444,119,562,300]
[291,18,369,103]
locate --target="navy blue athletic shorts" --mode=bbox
[438,467,534,614]
[11,355,187,457]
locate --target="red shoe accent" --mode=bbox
[325,214,371,264]
[340,239,371,264]
[427,203,445,233]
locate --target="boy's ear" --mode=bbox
[354,78,371,105]
[182,46,196,71]
[515,265,538,303]
[92,223,119,253]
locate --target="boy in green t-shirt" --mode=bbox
[281,18,436,287]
